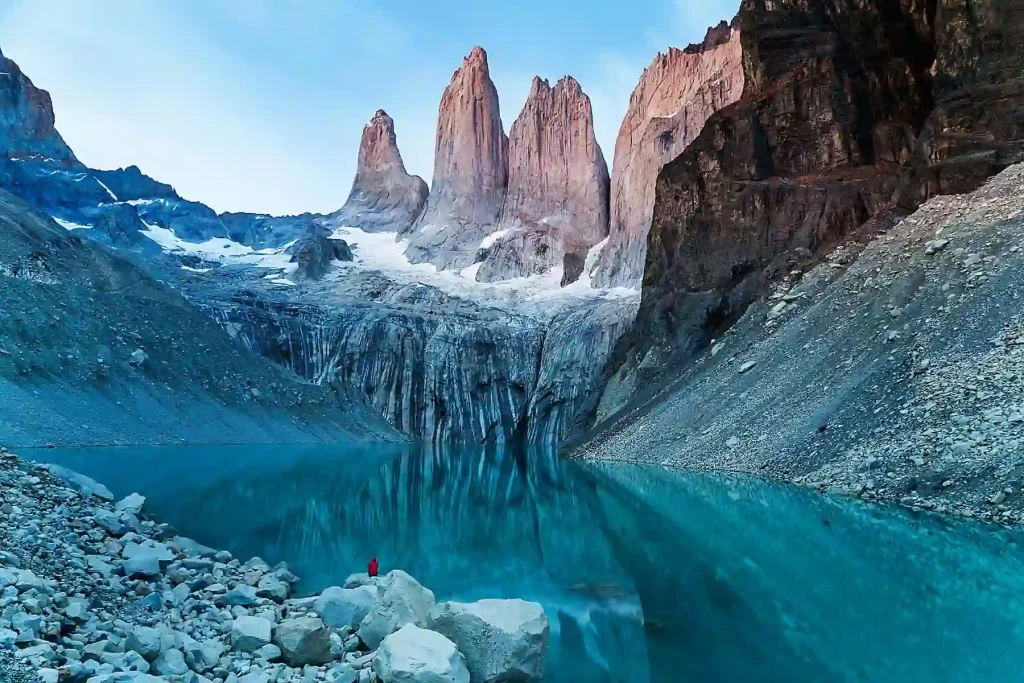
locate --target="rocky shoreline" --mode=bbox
[0,448,549,683]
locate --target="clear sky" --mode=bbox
[0,0,738,216]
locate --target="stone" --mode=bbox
[426,600,548,683]
[115,493,146,515]
[225,584,258,607]
[739,361,756,374]
[273,616,332,667]
[93,509,129,537]
[255,573,289,602]
[358,570,436,649]
[476,76,609,284]
[288,224,354,281]
[255,643,282,662]
[327,664,358,683]
[152,648,189,676]
[126,626,162,661]
[121,541,174,579]
[130,348,147,365]
[592,22,743,287]
[231,615,273,653]
[405,47,509,270]
[314,585,378,630]
[42,464,113,500]
[331,109,429,233]
[373,624,469,683]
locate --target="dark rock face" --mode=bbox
[288,225,354,281]
[605,0,1024,425]
[899,0,1024,203]
[607,0,938,407]
[330,110,429,233]
[405,47,509,270]
[476,76,609,284]
[0,48,76,163]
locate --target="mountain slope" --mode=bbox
[0,189,400,447]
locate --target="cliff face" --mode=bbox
[590,24,744,288]
[405,47,509,270]
[0,48,76,163]
[330,110,428,233]
[600,0,938,414]
[900,0,1024,202]
[476,76,610,284]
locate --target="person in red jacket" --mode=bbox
[368,557,379,577]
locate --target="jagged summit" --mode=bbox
[329,108,428,233]
[403,46,509,270]
[476,73,609,284]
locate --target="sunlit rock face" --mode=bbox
[476,76,609,284]
[405,47,509,270]
[590,22,744,289]
[329,110,428,233]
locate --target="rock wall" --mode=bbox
[476,76,610,284]
[405,47,509,270]
[0,47,76,163]
[329,110,429,233]
[899,0,1024,203]
[199,279,632,446]
[599,0,938,416]
[590,23,744,288]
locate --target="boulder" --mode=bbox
[125,625,162,661]
[272,616,332,667]
[115,493,146,515]
[426,599,548,682]
[152,648,188,676]
[93,509,129,537]
[357,570,435,649]
[231,615,272,653]
[42,464,113,500]
[121,541,174,579]
[373,624,470,683]
[314,585,378,630]
[225,584,258,606]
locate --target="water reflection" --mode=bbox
[25,444,1024,682]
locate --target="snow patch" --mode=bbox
[93,177,118,201]
[329,225,637,311]
[181,265,212,274]
[52,217,92,231]
[479,228,513,250]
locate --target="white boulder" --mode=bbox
[315,585,378,629]
[231,615,273,653]
[426,599,548,682]
[374,624,469,683]
[358,570,435,649]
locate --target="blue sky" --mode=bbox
[0,0,738,216]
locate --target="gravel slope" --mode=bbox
[576,163,1024,524]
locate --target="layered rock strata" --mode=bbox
[330,109,428,233]
[476,76,609,284]
[405,47,509,270]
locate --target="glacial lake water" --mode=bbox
[23,442,1024,682]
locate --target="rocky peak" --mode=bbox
[404,46,509,270]
[330,108,428,233]
[590,27,744,288]
[0,49,77,163]
[476,75,609,283]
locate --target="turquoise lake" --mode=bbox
[24,442,1024,682]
